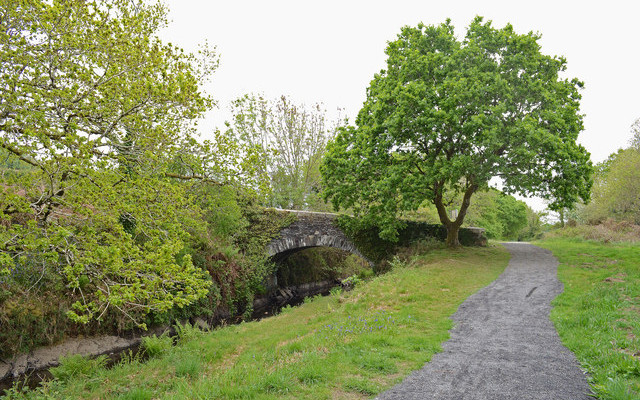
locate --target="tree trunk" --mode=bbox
[433,181,478,248]
[445,222,461,247]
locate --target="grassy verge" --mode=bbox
[537,237,640,400]
[5,244,509,400]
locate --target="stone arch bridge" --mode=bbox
[266,210,370,264]
[265,209,486,265]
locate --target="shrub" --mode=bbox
[118,387,153,400]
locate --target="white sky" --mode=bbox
[160,0,640,211]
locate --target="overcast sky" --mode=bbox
[160,0,640,210]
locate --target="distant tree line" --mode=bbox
[573,118,640,225]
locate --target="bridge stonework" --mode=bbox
[266,209,487,265]
[266,210,372,264]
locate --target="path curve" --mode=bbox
[377,242,592,400]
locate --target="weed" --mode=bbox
[174,322,203,344]
[278,304,294,315]
[343,377,380,395]
[329,286,342,297]
[118,348,144,365]
[341,274,362,289]
[355,353,398,373]
[302,294,322,305]
[388,255,407,270]
[140,334,173,358]
[261,372,296,394]
[49,354,107,383]
[597,377,640,400]
[296,364,327,385]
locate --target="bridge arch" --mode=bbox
[265,210,372,266]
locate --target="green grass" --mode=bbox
[537,237,640,399]
[4,244,509,400]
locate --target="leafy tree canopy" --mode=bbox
[321,17,593,246]
[0,0,263,326]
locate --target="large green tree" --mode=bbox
[322,17,593,246]
[0,0,261,326]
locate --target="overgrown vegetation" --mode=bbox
[537,237,640,399]
[0,183,298,357]
[3,243,509,399]
[0,0,305,359]
[0,0,227,329]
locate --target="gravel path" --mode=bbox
[376,242,592,400]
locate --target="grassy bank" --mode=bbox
[5,244,508,399]
[537,237,640,399]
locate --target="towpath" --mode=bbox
[377,242,592,400]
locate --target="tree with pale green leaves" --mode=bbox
[0,0,264,327]
[228,94,342,210]
[322,17,593,246]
